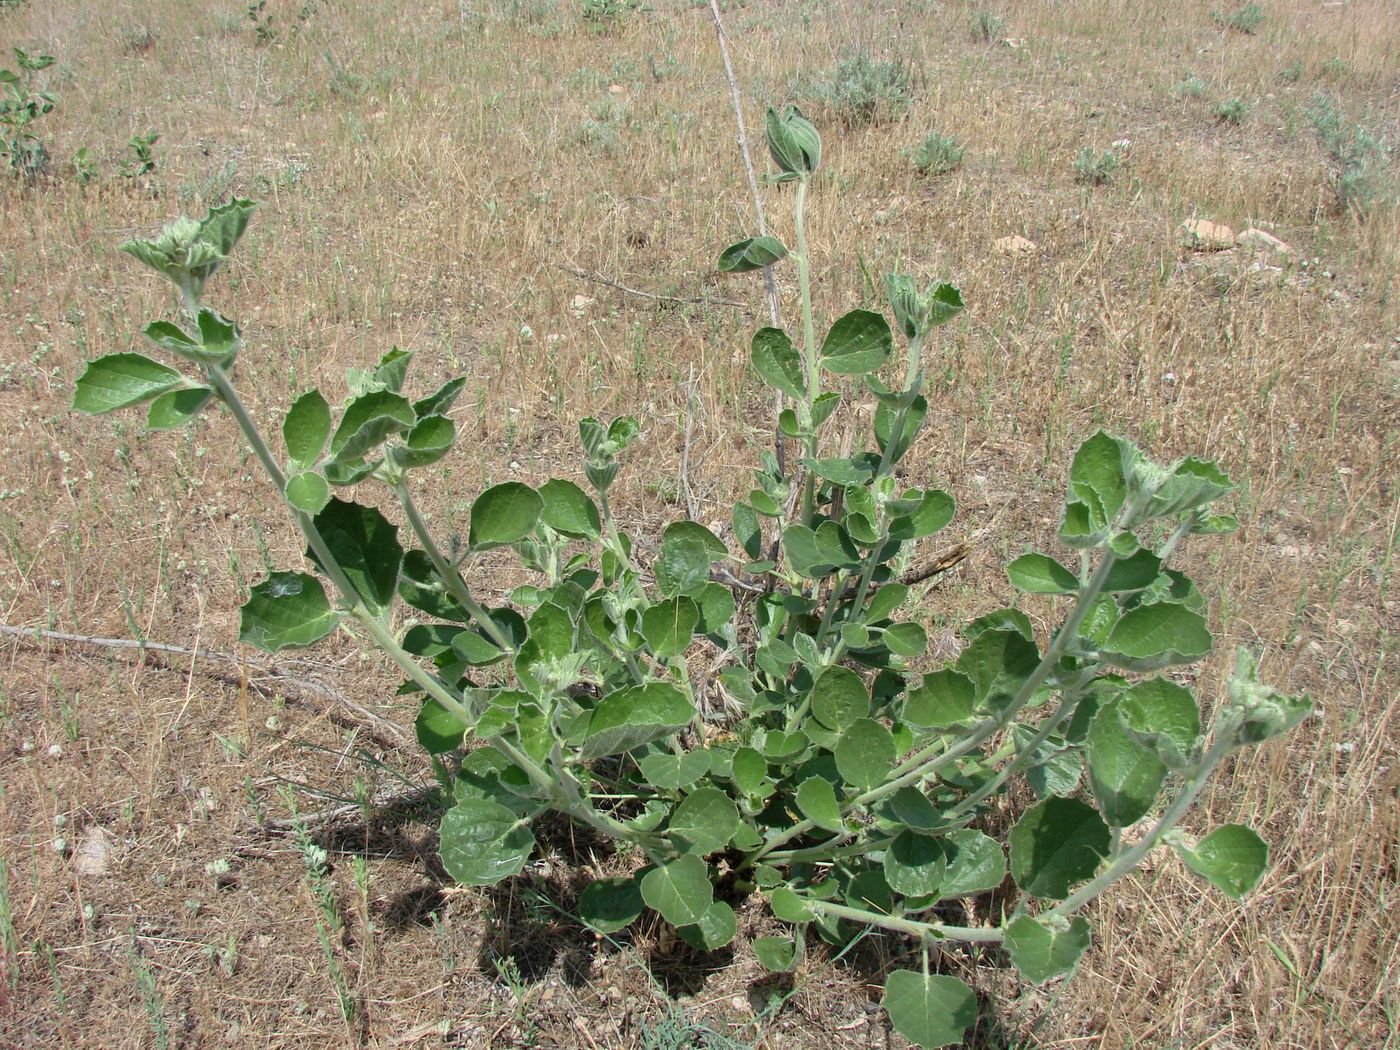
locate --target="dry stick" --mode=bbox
[707,0,787,476]
[0,623,411,747]
[549,258,746,309]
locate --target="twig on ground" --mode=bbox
[0,623,411,748]
[549,258,746,309]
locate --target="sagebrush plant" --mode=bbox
[908,131,965,177]
[0,47,56,177]
[1214,3,1263,35]
[800,53,913,127]
[1306,92,1395,216]
[1073,145,1120,186]
[1215,97,1250,125]
[75,107,1309,1048]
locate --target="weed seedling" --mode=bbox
[1073,145,1121,184]
[0,47,56,177]
[908,131,965,176]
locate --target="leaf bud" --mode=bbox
[766,105,821,178]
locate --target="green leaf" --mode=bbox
[195,308,240,361]
[903,670,975,728]
[469,482,543,551]
[730,747,768,797]
[414,376,467,418]
[1176,824,1268,899]
[937,829,1007,896]
[883,970,978,1049]
[885,830,946,897]
[581,683,695,759]
[1088,699,1167,827]
[768,886,813,923]
[578,876,644,934]
[309,499,403,613]
[1117,677,1201,768]
[1005,914,1092,983]
[239,572,340,651]
[663,520,728,558]
[372,347,413,393]
[283,390,332,469]
[640,854,713,928]
[804,457,873,486]
[678,900,737,951]
[1101,602,1213,670]
[717,235,788,273]
[819,309,893,376]
[415,697,467,754]
[641,597,699,661]
[327,390,416,465]
[890,488,955,539]
[956,628,1040,713]
[667,788,739,856]
[882,622,928,658]
[1102,549,1162,592]
[538,479,601,539]
[1008,553,1080,594]
[146,386,215,429]
[438,797,536,887]
[810,665,870,730]
[753,936,798,973]
[391,414,455,469]
[284,471,331,514]
[73,353,184,414]
[694,583,736,635]
[796,776,843,833]
[1068,431,1133,533]
[888,787,940,830]
[196,197,256,262]
[1150,457,1234,519]
[638,749,713,790]
[1009,797,1111,900]
[732,502,763,560]
[766,104,821,176]
[835,718,896,791]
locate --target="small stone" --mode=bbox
[992,235,1037,257]
[569,294,596,317]
[608,83,625,95]
[1235,228,1294,255]
[74,826,115,876]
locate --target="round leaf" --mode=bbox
[1007,553,1080,594]
[438,797,535,886]
[1088,699,1167,827]
[1176,824,1268,899]
[678,900,737,951]
[796,776,843,833]
[1009,796,1111,900]
[819,309,893,376]
[415,697,467,754]
[753,936,798,973]
[717,235,788,273]
[882,970,978,1049]
[811,665,870,730]
[834,718,896,791]
[1005,914,1092,984]
[538,478,601,539]
[309,498,403,613]
[145,386,215,430]
[284,471,331,514]
[239,572,340,652]
[667,788,740,856]
[640,854,713,928]
[884,830,946,898]
[578,876,644,934]
[469,482,543,550]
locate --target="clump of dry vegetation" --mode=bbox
[0,0,1395,1047]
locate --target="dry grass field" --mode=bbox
[0,0,1396,1046]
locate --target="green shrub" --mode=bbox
[0,47,56,177]
[1215,3,1264,34]
[1215,97,1250,125]
[971,9,1005,43]
[908,131,965,176]
[1307,93,1395,215]
[799,52,914,127]
[1073,145,1120,185]
[75,108,1307,1049]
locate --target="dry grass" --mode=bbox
[0,0,1396,1046]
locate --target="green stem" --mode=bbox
[395,481,516,653]
[1050,731,1234,917]
[803,899,1004,944]
[793,176,820,527]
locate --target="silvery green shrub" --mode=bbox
[75,111,1307,1048]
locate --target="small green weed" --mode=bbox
[1073,145,1120,185]
[1215,3,1264,34]
[799,52,914,126]
[0,47,56,177]
[1177,74,1208,98]
[971,9,1006,43]
[1215,97,1250,125]
[581,0,645,26]
[128,940,171,1050]
[119,131,159,179]
[1307,93,1395,215]
[908,131,965,176]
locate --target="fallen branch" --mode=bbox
[549,258,747,309]
[0,623,411,748]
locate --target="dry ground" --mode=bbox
[0,0,1396,1046]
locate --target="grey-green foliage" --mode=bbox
[1214,3,1263,34]
[0,47,56,177]
[908,132,965,176]
[799,53,914,127]
[1215,97,1250,125]
[1073,145,1120,185]
[77,109,1308,1050]
[971,9,1006,43]
[1306,93,1395,216]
